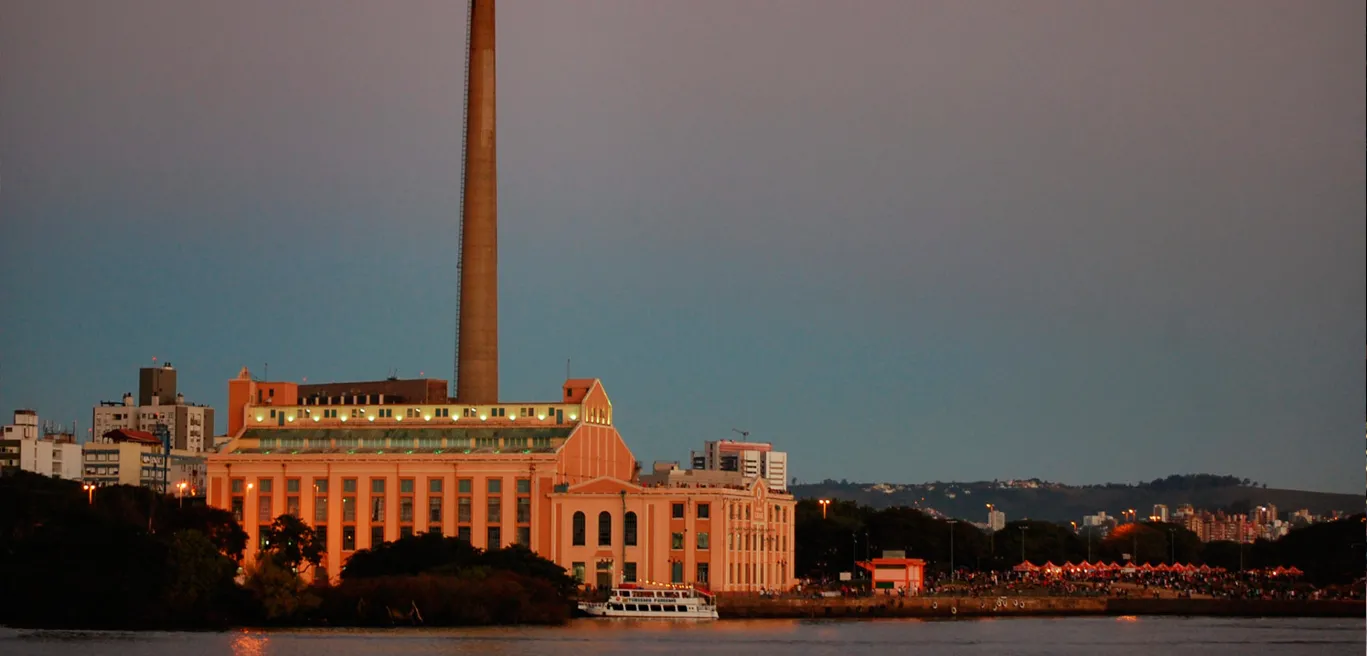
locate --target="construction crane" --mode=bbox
[732,428,749,440]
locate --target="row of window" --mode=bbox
[232,477,531,495]
[231,476,533,553]
[258,436,556,450]
[570,561,710,585]
[262,523,531,554]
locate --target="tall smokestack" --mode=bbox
[456,0,499,403]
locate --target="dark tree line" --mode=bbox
[0,471,578,629]
[795,499,1365,585]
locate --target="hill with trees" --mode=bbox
[792,474,1360,523]
[795,498,1365,585]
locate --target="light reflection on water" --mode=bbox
[1,616,1361,656]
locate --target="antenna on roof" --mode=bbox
[566,358,571,381]
[732,428,749,439]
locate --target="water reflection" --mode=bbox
[231,630,267,656]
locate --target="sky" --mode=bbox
[1,1,1362,493]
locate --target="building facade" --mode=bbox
[549,475,794,592]
[206,370,796,591]
[1,410,82,480]
[689,439,788,492]
[83,428,206,492]
[92,364,215,453]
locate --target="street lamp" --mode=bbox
[818,498,830,520]
[1018,526,1028,566]
[82,483,95,505]
[987,504,997,561]
[947,520,958,581]
[177,481,188,508]
[1166,527,1175,564]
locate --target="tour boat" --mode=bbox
[577,583,719,620]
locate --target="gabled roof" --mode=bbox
[103,429,160,445]
[562,379,599,404]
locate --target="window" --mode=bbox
[696,532,709,550]
[487,497,501,523]
[286,478,300,494]
[624,512,638,546]
[286,495,300,517]
[231,497,244,522]
[342,526,356,551]
[597,511,613,546]
[572,511,586,546]
[343,496,356,522]
[258,494,273,522]
[428,497,442,523]
[671,561,684,584]
[487,479,502,494]
[516,479,531,494]
[458,479,472,494]
[315,525,327,552]
[516,526,530,546]
[343,478,357,493]
[457,526,471,542]
[571,562,586,582]
[371,479,385,494]
[370,496,385,522]
[312,477,329,495]
[746,506,751,520]
[697,503,710,519]
[671,532,684,550]
[400,479,414,494]
[516,497,531,524]
[400,497,413,523]
[370,526,384,548]
[429,478,443,493]
[672,503,684,519]
[487,526,501,550]
[458,497,471,523]
[623,562,637,583]
[258,478,273,493]
[696,563,709,584]
[400,526,413,539]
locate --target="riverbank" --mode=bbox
[717,595,1363,619]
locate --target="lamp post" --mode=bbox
[986,504,996,561]
[1018,526,1028,566]
[852,532,858,580]
[1167,528,1175,564]
[947,520,958,581]
[177,481,188,508]
[82,483,95,505]
[818,498,830,520]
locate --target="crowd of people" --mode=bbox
[795,567,1364,602]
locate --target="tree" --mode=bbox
[243,553,318,622]
[164,530,239,625]
[261,514,324,572]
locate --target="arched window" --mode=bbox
[597,511,613,546]
[572,511,586,546]
[624,511,638,546]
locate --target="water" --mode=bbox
[1,617,1361,655]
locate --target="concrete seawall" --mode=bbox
[717,596,1363,620]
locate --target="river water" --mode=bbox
[1,617,1361,655]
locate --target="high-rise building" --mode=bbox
[205,0,796,593]
[0,410,82,480]
[92,363,215,453]
[987,509,1006,532]
[1151,504,1169,523]
[689,439,788,492]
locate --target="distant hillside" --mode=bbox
[791,475,1362,523]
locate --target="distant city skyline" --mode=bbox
[1,1,1362,493]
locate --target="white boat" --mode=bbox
[578,584,719,620]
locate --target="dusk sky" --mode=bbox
[1,1,1362,493]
